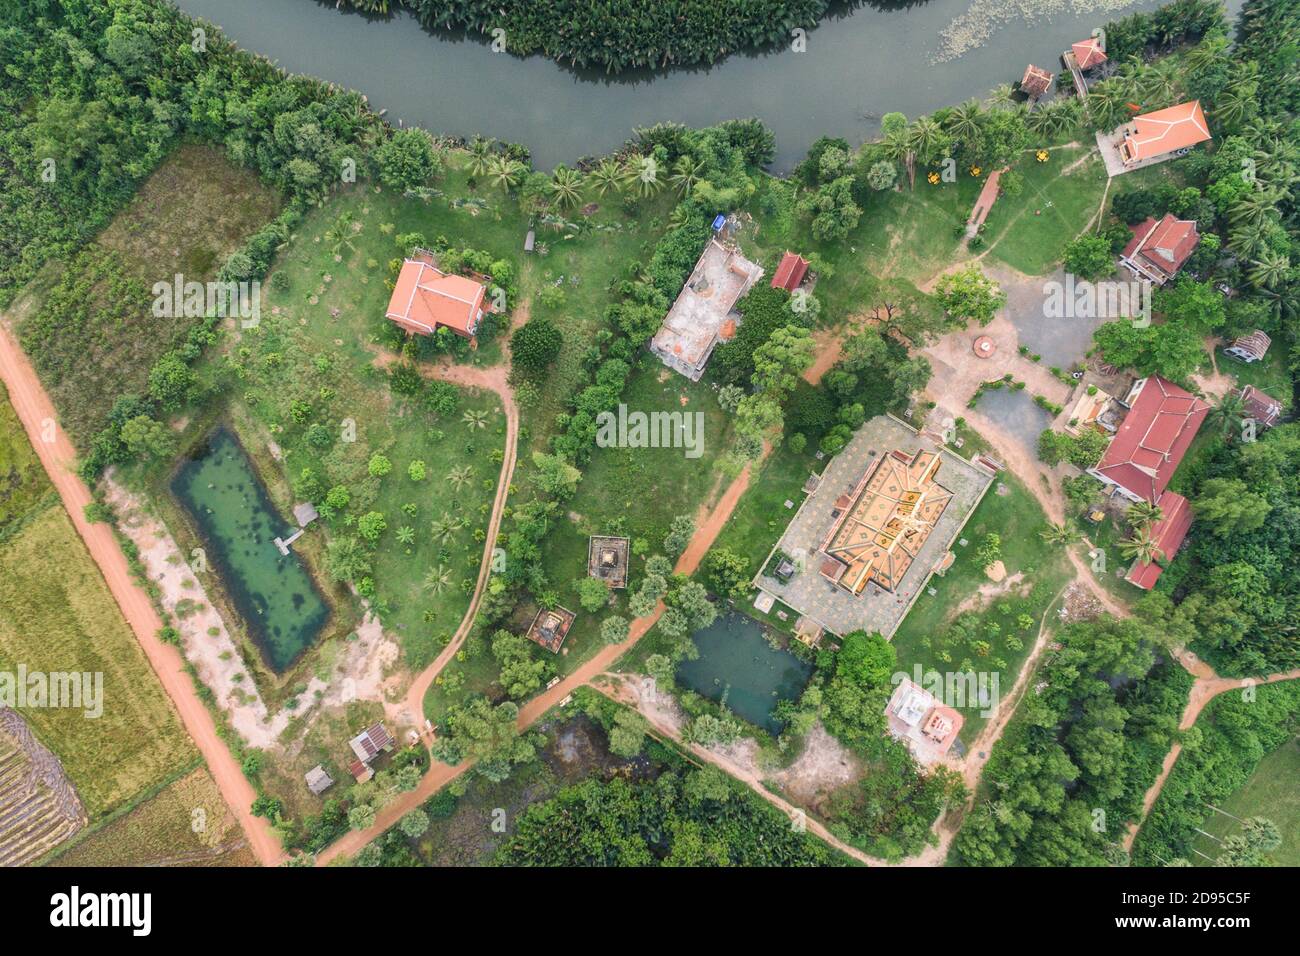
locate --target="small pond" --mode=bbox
[171,427,329,672]
[676,611,813,735]
[976,386,1056,452]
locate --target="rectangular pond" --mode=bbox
[675,611,813,735]
[171,426,328,672]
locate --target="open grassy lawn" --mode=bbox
[14,144,280,449]
[48,766,254,867]
[979,145,1109,276]
[890,469,1072,744]
[0,493,197,818]
[710,440,822,574]
[1189,736,1300,867]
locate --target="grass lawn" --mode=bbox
[890,468,1072,744]
[1218,346,1293,410]
[14,144,280,449]
[1189,736,1300,867]
[979,144,1109,276]
[710,440,822,573]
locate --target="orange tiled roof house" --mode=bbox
[385,248,494,342]
[1118,101,1212,167]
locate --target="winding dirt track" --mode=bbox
[0,322,285,867]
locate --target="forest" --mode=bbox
[334,0,834,73]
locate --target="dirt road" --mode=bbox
[316,458,758,865]
[0,321,285,867]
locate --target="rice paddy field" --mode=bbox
[49,766,255,867]
[0,389,197,823]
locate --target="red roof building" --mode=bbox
[1119,101,1211,166]
[1071,38,1108,70]
[771,251,810,292]
[1021,64,1054,98]
[1088,376,1209,504]
[1240,385,1284,429]
[1124,491,1193,589]
[1119,214,1200,285]
[385,251,488,339]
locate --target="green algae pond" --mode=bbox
[171,427,328,672]
[676,611,813,735]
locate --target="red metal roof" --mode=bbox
[1094,376,1209,504]
[1124,491,1193,589]
[1241,385,1284,428]
[1121,215,1199,280]
[771,251,809,291]
[1071,38,1107,70]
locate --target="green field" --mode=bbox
[1190,736,1300,866]
[978,145,1109,276]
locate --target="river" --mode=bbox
[176,0,1217,170]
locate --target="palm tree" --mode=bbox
[670,155,706,196]
[907,116,946,166]
[467,136,495,178]
[1126,500,1165,529]
[1229,223,1270,262]
[324,211,356,256]
[396,525,415,546]
[880,127,914,186]
[1230,188,1284,230]
[589,158,624,196]
[487,155,523,192]
[430,514,465,545]
[422,564,453,593]
[1087,80,1133,131]
[1028,100,1078,138]
[548,165,584,210]
[1184,36,1230,75]
[1210,390,1248,442]
[446,464,475,490]
[1119,527,1161,565]
[462,409,489,430]
[944,99,984,148]
[628,155,663,197]
[1040,522,1082,546]
[986,83,1018,109]
[1249,250,1290,290]
[1137,58,1181,107]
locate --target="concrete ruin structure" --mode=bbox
[649,238,763,381]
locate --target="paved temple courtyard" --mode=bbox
[756,415,995,638]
